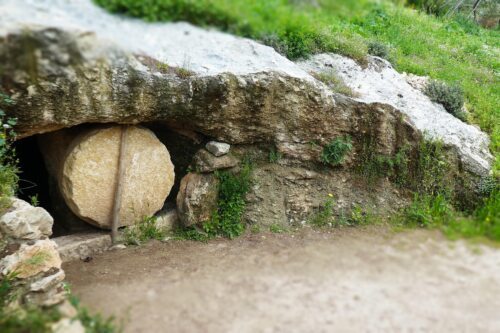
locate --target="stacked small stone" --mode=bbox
[177,141,237,227]
[0,198,84,332]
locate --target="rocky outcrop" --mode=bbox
[0,0,492,180]
[39,125,175,229]
[298,54,492,176]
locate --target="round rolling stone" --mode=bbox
[60,126,174,229]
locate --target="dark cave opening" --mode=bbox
[13,123,205,237]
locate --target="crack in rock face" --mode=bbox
[0,0,492,181]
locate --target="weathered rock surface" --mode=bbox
[39,125,174,229]
[155,208,179,232]
[206,141,231,157]
[29,268,65,292]
[298,54,493,176]
[0,239,62,279]
[193,149,239,173]
[0,0,493,195]
[177,173,219,227]
[0,198,53,240]
[54,232,112,262]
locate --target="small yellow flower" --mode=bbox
[328,193,334,198]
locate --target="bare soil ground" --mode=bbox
[63,227,500,333]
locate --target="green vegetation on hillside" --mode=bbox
[95,0,498,241]
[95,0,499,173]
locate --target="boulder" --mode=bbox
[193,149,239,173]
[206,141,231,157]
[177,173,219,227]
[0,0,493,218]
[39,126,175,229]
[0,239,62,279]
[0,198,53,240]
[155,209,179,232]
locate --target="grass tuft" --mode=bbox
[124,216,165,245]
[320,135,353,166]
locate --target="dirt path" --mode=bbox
[63,227,500,333]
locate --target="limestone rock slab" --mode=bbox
[0,239,62,279]
[0,198,53,240]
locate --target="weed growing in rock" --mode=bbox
[358,141,411,186]
[411,139,451,196]
[124,216,165,245]
[320,136,353,166]
[424,80,466,121]
[176,160,253,240]
[367,41,390,59]
[269,223,286,233]
[311,71,358,97]
[250,224,261,234]
[268,147,282,163]
[308,196,335,227]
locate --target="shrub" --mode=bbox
[0,91,19,213]
[406,0,450,16]
[478,175,499,197]
[308,197,335,227]
[320,136,353,166]
[424,80,466,121]
[367,41,390,59]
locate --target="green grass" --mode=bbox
[95,0,499,239]
[123,216,165,245]
[95,0,499,173]
[269,223,287,233]
[320,135,353,166]
[394,190,500,242]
